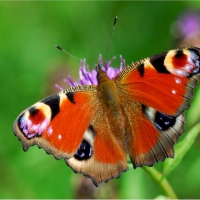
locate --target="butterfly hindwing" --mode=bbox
[66,105,128,186]
[122,99,185,168]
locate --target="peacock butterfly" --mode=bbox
[13,46,200,186]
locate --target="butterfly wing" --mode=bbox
[66,103,128,186]
[121,96,185,168]
[13,85,128,186]
[13,85,98,159]
[116,47,200,167]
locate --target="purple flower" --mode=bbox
[171,9,200,39]
[56,54,126,90]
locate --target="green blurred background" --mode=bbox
[1,1,200,199]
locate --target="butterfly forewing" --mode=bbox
[13,85,98,159]
[116,47,200,116]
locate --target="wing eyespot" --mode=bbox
[74,139,93,160]
[17,103,52,139]
[74,124,96,161]
[155,112,176,131]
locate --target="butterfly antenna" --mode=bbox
[55,45,84,64]
[104,16,118,64]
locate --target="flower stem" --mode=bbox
[142,166,178,199]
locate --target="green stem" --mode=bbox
[142,166,178,199]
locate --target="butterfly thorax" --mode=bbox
[96,67,125,139]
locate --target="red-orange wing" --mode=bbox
[121,96,185,168]
[116,47,200,167]
[116,47,200,116]
[66,103,128,186]
[13,85,97,159]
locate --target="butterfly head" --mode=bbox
[96,64,110,83]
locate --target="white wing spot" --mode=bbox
[172,90,176,94]
[58,134,62,140]
[175,77,181,84]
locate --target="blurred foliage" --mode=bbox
[1,1,200,199]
